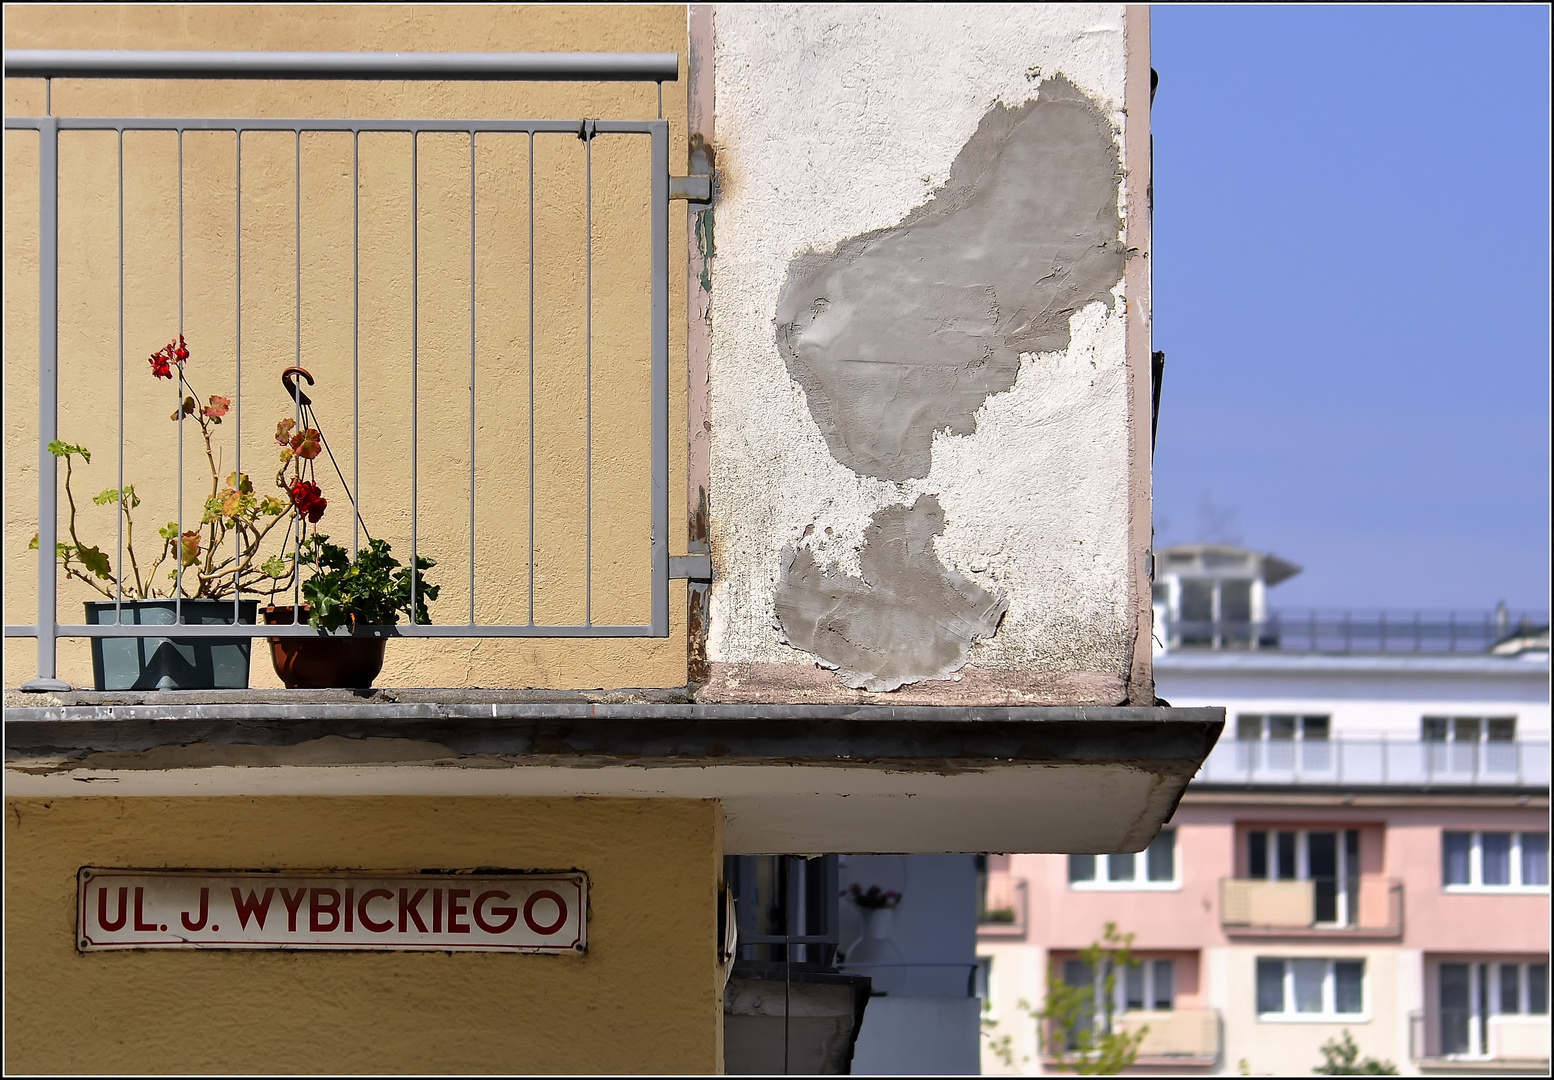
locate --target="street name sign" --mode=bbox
[77,868,587,953]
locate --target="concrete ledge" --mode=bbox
[4,692,1224,855]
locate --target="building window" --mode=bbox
[1236,715,1332,772]
[1256,958,1365,1019]
[1439,961,1550,1056]
[1423,717,1519,774]
[1247,829,1359,924]
[1175,576,1257,647]
[1069,829,1178,890]
[1059,956,1177,1046]
[1121,958,1176,1012]
[1442,831,1549,891]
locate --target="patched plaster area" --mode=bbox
[775,496,1009,692]
[709,5,1134,690]
[775,76,1123,483]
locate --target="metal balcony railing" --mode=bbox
[1411,1009,1552,1065]
[1220,877,1403,938]
[1043,1009,1222,1066]
[1197,738,1551,788]
[1162,610,1549,655]
[3,49,707,691]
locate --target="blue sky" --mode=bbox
[1150,5,1550,612]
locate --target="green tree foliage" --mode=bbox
[1314,1030,1398,1075]
[1033,922,1149,1074]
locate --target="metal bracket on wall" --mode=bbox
[669,554,712,582]
[668,174,712,205]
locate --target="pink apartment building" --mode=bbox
[979,546,1550,1076]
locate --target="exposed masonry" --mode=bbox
[772,76,1125,689]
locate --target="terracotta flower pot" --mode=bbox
[263,605,386,689]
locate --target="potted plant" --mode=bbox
[260,371,439,689]
[31,335,300,690]
[264,533,439,689]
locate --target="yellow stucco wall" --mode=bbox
[4,5,690,691]
[5,795,724,1074]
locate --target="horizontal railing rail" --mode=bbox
[4,51,690,691]
[1197,738,1551,788]
[5,49,681,83]
[1162,609,1549,655]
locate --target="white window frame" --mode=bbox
[1069,829,1180,892]
[1113,958,1176,1014]
[1439,961,1551,1060]
[1247,828,1357,926]
[1442,831,1550,894]
[1256,957,1369,1023]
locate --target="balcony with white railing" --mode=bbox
[1159,609,1549,656]
[1197,738,1551,789]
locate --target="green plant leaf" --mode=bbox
[261,554,289,578]
[158,521,180,541]
[48,439,90,463]
[28,533,39,550]
[77,544,112,579]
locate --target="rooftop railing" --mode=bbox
[4,50,708,691]
[1197,738,1551,788]
[1161,610,1548,655]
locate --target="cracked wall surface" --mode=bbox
[708,5,1143,703]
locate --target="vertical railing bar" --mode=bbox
[649,121,669,636]
[469,129,477,626]
[410,131,418,625]
[528,131,535,628]
[30,98,63,687]
[116,131,125,624]
[292,127,302,624]
[176,128,185,623]
[353,130,360,560]
[585,123,593,627]
[234,130,242,622]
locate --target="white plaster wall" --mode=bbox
[707,5,1137,677]
[1155,661,1552,738]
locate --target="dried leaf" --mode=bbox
[290,428,322,460]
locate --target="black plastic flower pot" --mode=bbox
[85,599,258,691]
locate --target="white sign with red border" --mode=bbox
[77,868,587,953]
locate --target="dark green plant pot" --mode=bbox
[86,600,258,691]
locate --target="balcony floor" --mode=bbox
[5,690,1223,854]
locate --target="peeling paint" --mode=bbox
[775,76,1124,482]
[774,496,1008,691]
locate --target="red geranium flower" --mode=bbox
[148,346,173,380]
[147,335,189,380]
[288,479,327,524]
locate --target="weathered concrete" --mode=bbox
[708,5,1145,701]
[4,694,1224,853]
[774,496,1008,691]
[775,76,1123,483]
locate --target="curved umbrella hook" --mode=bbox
[281,365,314,408]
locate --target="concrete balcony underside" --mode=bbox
[3,690,1224,855]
